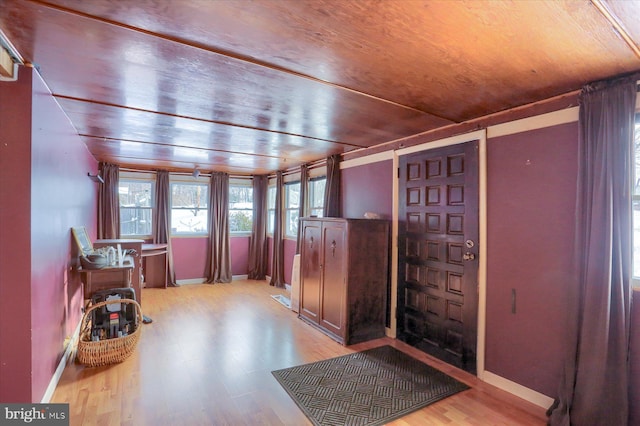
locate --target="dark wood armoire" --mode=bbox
[298,217,389,345]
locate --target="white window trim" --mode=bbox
[284,181,301,240]
[169,180,209,237]
[266,167,326,238]
[306,176,326,218]
[229,178,253,237]
[267,183,276,237]
[308,165,326,179]
[119,172,155,239]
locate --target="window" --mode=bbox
[229,183,253,233]
[119,180,154,237]
[307,177,326,217]
[284,182,300,238]
[267,185,276,235]
[633,120,640,279]
[171,183,208,235]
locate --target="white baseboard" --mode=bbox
[176,276,258,284]
[41,319,82,403]
[482,370,554,409]
[175,278,206,285]
[262,275,290,290]
[176,276,251,284]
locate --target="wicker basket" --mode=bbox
[77,298,143,367]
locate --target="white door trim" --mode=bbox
[389,129,487,379]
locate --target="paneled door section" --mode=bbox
[300,221,322,323]
[397,141,479,374]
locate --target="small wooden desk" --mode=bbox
[142,243,168,289]
[94,239,143,304]
[79,258,134,301]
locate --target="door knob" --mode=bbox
[463,252,476,261]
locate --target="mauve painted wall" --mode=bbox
[267,236,273,277]
[0,67,33,402]
[485,122,579,397]
[283,238,296,285]
[341,159,393,220]
[231,236,249,276]
[171,236,250,281]
[30,70,98,402]
[0,68,97,402]
[263,237,295,285]
[171,237,208,281]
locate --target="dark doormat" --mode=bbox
[272,345,469,426]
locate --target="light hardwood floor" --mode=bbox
[52,280,548,425]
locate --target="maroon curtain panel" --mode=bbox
[248,175,268,280]
[296,164,308,254]
[548,75,637,426]
[97,162,120,239]
[153,170,176,286]
[270,171,285,288]
[206,172,232,283]
[324,154,341,217]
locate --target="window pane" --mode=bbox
[267,186,276,235]
[286,182,300,208]
[286,209,299,237]
[309,178,326,209]
[635,123,640,197]
[267,186,276,208]
[229,186,253,207]
[119,181,153,207]
[230,210,253,232]
[284,182,301,237]
[268,210,275,234]
[120,207,152,236]
[229,184,253,233]
[171,209,208,234]
[119,180,153,236]
[171,183,209,234]
[172,183,208,208]
[309,207,324,218]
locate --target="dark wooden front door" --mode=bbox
[397,141,479,374]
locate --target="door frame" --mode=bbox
[389,129,487,379]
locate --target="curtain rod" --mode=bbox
[118,167,250,180]
[266,157,329,179]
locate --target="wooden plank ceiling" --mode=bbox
[1,0,640,175]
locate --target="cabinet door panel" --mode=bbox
[300,222,322,322]
[320,222,346,337]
